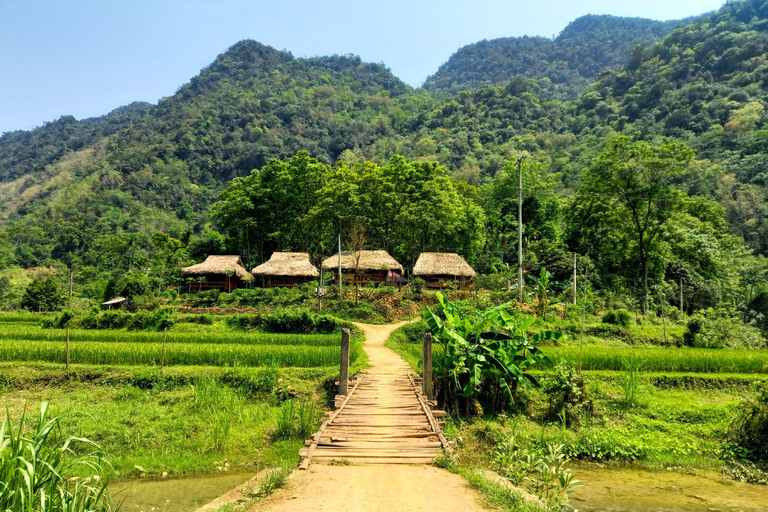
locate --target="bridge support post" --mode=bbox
[423,333,433,400]
[339,328,350,395]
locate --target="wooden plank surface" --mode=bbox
[298,324,450,467]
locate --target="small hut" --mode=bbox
[181,255,253,292]
[322,250,404,286]
[252,252,319,287]
[101,296,126,310]
[413,252,476,289]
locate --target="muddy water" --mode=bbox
[571,463,767,512]
[109,472,255,512]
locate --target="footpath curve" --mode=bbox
[252,321,491,512]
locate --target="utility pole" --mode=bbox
[679,278,684,314]
[518,154,524,303]
[69,269,74,302]
[338,233,343,294]
[573,253,577,305]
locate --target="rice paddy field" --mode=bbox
[0,321,362,368]
[0,313,357,480]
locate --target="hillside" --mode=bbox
[423,14,699,99]
[1,1,768,325]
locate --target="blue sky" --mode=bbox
[0,0,725,134]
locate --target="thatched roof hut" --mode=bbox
[321,250,404,273]
[321,250,404,285]
[252,252,319,287]
[413,253,475,289]
[413,253,476,278]
[181,255,253,291]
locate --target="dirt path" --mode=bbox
[253,322,491,512]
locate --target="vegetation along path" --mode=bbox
[255,321,491,512]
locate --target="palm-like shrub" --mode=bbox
[0,402,116,512]
[423,292,561,415]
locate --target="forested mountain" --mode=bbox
[2,0,768,323]
[423,14,699,99]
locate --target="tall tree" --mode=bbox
[579,137,694,313]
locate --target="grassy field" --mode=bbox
[388,337,768,374]
[0,314,359,480]
[385,322,767,471]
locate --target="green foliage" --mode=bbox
[21,276,64,312]
[226,310,352,334]
[545,345,768,373]
[423,291,559,414]
[602,309,631,327]
[543,363,592,427]
[492,437,582,511]
[727,382,768,464]
[0,402,116,512]
[683,308,765,348]
[424,14,689,99]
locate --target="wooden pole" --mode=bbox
[423,333,433,400]
[572,253,577,305]
[69,269,74,302]
[517,154,525,303]
[161,327,167,368]
[338,233,342,294]
[65,326,70,371]
[339,328,350,395]
[679,278,684,314]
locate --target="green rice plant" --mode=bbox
[210,412,232,451]
[274,400,295,439]
[0,402,117,512]
[297,400,319,438]
[620,359,642,407]
[0,339,345,367]
[544,346,768,374]
[0,324,339,347]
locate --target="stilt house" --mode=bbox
[252,252,319,287]
[181,255,253,292]
[321,250,404,286]
[413,252,476,289]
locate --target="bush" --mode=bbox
[727,382,768,464]
[21,276,64,312]
[46,307,176,331]
[684,309,765,348]
[602,308,631,327]
[226,310,351,334]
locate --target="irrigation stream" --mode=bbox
[109,472,255,512]
[111,465,766,512]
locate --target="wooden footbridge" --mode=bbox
[299,324,449,467]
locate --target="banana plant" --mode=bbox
[423,291,561,413]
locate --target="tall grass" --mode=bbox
[390,340,768,375]
[0,340,352,367]
[0,402,116,512]
[0,324,339,346]
[545,346,768,374]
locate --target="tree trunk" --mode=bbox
[642,258,649,316]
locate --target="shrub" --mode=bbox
[21,276,64,312]
[602,308,631,327]
[727,382,768,464]
[684,309,765,348]
[226,310,351,334]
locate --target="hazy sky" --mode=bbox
[1,0,725,134]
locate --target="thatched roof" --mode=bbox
[181,255,254,281]
[413,252,476,278]
[252,252,319,277]
[322,250,403,272]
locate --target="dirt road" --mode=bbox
[252,322,491,512]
